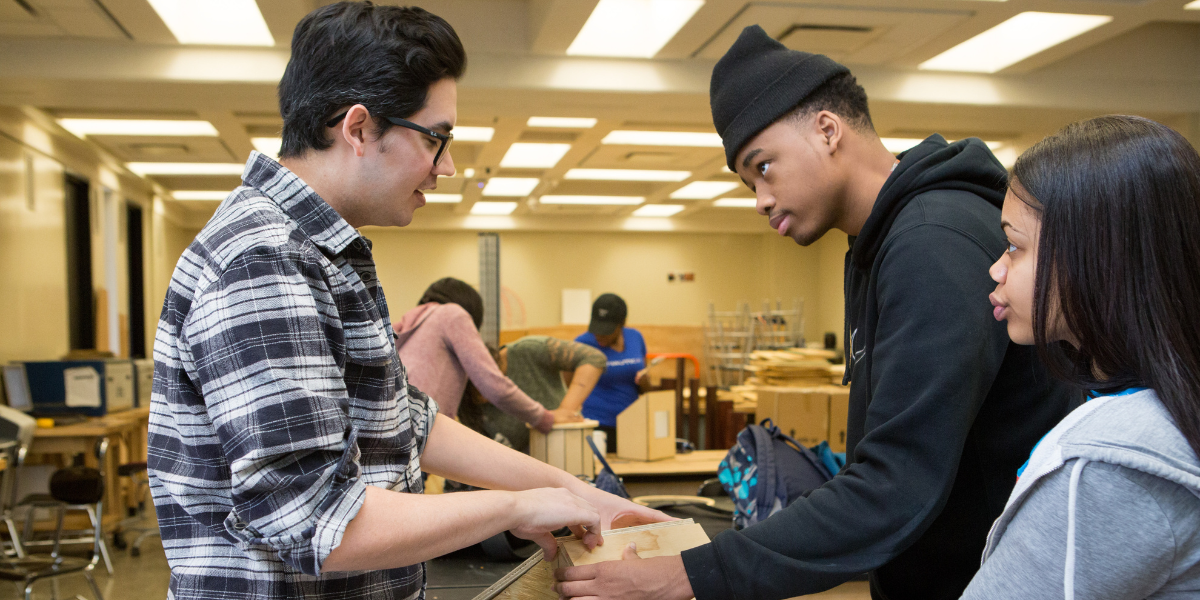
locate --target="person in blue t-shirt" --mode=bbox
[574,293,651,452]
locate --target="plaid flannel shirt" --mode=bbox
[148,152,438,600]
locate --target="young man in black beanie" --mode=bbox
[555,25,1077,600]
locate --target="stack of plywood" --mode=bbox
[744,348,839,387]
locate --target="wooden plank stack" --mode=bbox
[743,348,840,387]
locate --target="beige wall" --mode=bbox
[367,228,848,349]
[0,108,155,363]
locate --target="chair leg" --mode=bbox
[5,516,25,558]
[86,506,113,576]
[23,577,33,600]
[83,565,104,600]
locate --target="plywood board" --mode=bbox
[556,520,709,568]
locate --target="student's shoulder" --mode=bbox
[192,187,310,270]
[624,327,646,346]
[884,191,1005,262]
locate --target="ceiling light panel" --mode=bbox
[713,198,757,208]
[147,0,275,46]
[470,201,518,215]
[539,195,644,205]
[567,0,704,58]
[920,12,1112,73]
[500,143,572,169]
[632,204,685,217]
[172,191,229,201]
[527,117,598,128]
[251,137,282,157]
[482,178,540,197]
[454,127,495,142]
[59,119,218,137]
[603,130,723,147]
[1187,0,1200,8]
[564,169,691,182]
[424,194,462,203]
[127,163,245,176]
[670,181,740,200]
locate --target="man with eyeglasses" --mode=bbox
[147,3,666,600]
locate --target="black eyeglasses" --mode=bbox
[326,110,453,166]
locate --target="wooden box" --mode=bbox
[755,387,829,447]
[555,519,710,568]
[472,520,710,600]
[827,387,850,453]
[529,419,598,478]
[616,390,675,461]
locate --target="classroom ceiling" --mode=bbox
[1,0,1198,231]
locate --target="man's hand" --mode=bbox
[555,544,695,600]
[550,407,585,424]
[507,488,599,560]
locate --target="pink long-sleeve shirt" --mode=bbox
[393,302,549,428]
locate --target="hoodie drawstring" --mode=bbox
[1064,458,1089,600]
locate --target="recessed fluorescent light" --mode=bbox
[670,181,740,200]
[527,117,598,128]
[602,130,723,147]
[58,119,218,137]
[147,0,275,46]
[920,12,1112,73]
[632,204,685,217]
[882,137,1005,153]
[567,0,705,58]
[713,198,757,208]
[251,137,282,158]
[470,201,518,215]
[500,143,572,169]
[880,138,926,153]
[171,190,229,201]
[1187,0,1200,9]
[424,194,462,203]
[482,178,540,197]
[564,169,691,182]
[539,195,644,205]
[454,126,495,142]
[127,163,244,176]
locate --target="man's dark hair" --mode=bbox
[785,72,874,132]
[419,277,484,330]
[278,1,466,159]
[1013,114,1200,459]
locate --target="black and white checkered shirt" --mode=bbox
[149,152,438,600]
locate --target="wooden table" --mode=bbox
[599,450,726,497]
[30,407,150,526]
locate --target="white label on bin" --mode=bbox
[64,366,101,408]
[654,410,669,439]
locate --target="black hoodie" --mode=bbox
[681,136,1078,600]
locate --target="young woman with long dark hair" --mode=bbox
[963,115,1200,599]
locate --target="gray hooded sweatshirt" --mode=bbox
[962,389,1200,599]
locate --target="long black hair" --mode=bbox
[1011,115,1200,458]
[419,277,484,329]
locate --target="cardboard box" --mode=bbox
[616,390,676,461]
[529,419,598,478]
[827,387,850,453]
[755,387,829,447]
[133,359,154,408]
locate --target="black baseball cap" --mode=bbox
[588,293,627,337]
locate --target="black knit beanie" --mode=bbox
[710,25,850,171]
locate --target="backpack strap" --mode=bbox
[748,422,780,522]
[587,435,614,470]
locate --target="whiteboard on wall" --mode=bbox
[561,289,592,325]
